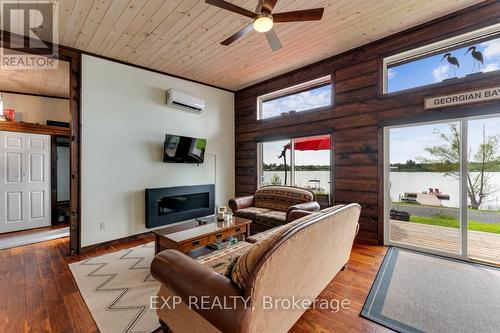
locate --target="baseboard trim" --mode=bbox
[79,219,205,254]
[80,232,153,254]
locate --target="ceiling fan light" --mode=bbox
[253,15,273,33]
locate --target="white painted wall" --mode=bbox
[1,93,69,123]
[81,55,235,247]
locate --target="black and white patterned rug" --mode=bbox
[69,242,160,333]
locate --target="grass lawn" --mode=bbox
[392,201,500,213]
[410,215,500,234]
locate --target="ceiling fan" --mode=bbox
[205,0,325,51]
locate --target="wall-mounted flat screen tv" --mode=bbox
[163,134,207,164]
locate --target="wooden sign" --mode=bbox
[425,86,500,109]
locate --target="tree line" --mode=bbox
[391,159,500,172]
[403,124,499,209]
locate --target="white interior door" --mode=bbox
[0,131,51,233]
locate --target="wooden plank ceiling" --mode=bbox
[2,0,484,92]
[0,51,69,98]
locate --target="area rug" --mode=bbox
[0,226,69,250]
[361,247,500,333]
[69,242,160,333]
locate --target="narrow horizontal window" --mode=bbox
[383,23,500,94]
[257,76,332,120]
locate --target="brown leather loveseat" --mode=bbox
[228,185,320,233]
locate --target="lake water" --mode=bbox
[390,172,500,210]
[263,171,331,194]
[263,171,500,210]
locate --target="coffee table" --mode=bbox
[153,216,252,255]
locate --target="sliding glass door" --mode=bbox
[386,121,462,255]
[467,117,500,264]
[385,115,500,265]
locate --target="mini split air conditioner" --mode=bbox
[166,89,205,113]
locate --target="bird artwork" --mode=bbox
[441,53,460,78]
[465,46,484,73]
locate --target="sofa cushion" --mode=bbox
[254,186,315,212]
[230,211,320,290]
[231,205,346,290]
[248,207,333,243]
[249,204,345,240]
[196,241,254,277]
[255,210,287,229]
[246,226,281,244]
[233,207,271,220]
[231,234,281,290]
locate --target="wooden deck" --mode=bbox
[390,220,500,264]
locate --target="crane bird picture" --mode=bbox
[439,45,485,79]
[465,46,484,73]
[441,53,460,78]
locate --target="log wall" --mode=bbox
[234,1,500,243]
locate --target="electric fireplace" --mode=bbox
[145,184,214,228]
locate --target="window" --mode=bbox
[257,76,332,120]
[383,23,500,94]
[258,134,332,207]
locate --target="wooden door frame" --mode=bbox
[50,135,57,225]
[1,31,82,254]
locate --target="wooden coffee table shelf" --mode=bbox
[153,216,252,255]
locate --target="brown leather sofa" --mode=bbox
[151,203,361,333]
[228,186,320,234]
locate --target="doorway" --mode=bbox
[0,53,74,250]
[384,114,500,265]
[0,32,81,254]
[53,136,71,225]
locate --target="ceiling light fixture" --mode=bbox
[253,14,273,33]
[206,0,325,52]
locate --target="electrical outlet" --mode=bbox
[99,221,106,231]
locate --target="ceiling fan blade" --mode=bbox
[221,24,254,46]
[265,29,282,52]
[273,8,324,22]
[205,0,256,18]
[255,0,263,13]
[262,0,278,13]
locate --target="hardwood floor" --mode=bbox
[0,224,69,241]
[0,236,391,333]
[290,243,392,333]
